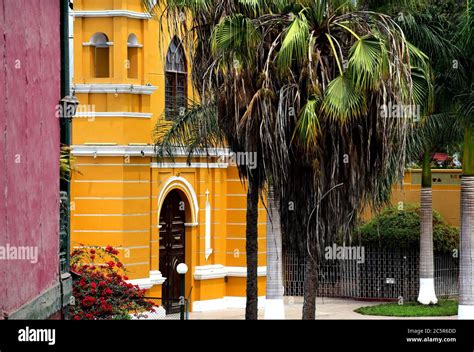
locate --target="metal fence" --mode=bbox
[283,247,459,301]
[130,297,190,320]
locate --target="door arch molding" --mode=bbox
[157,176,199,225]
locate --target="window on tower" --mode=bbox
[165,37,187,120]
[90,32,110,78]
[127,34,140,79]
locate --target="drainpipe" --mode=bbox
[60,0,71,153]
[59,0,71,320]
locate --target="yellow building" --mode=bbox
[70,0,267,313]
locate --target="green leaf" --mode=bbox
[277,12,310,69]
[321,75,365,123]
[293,98,321,149]
[348,36,383,90]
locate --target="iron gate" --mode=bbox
[283,247,459,301]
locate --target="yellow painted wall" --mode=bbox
[373,169,461,227]
[71,0,267,311]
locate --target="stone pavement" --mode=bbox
[189,297,457,320]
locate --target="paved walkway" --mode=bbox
[189,297,457,320]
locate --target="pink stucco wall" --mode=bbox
[0,0,61,316]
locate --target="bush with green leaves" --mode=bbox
[354,205,459,252]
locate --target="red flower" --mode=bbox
[116,262,123,268]
[112,249,119,255]
[90,249,96,255]
[73,315,81,320]
[82,296,96,307]
[85,313,94,320]
[90,255,95,260]
[105,245,113,253]
[89,282,97,290]
[107,261,115,268]
[98,281,106,287]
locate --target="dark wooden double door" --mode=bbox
[159,191,186,313]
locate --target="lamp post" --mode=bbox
[176,263,188,320]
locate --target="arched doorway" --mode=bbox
[159,190,186,313]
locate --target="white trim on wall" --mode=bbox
[72,10,152,20]
[71,145,231,157]
[126,271,166,290]
[193,265,267,280]
[156,176,200,225]
[151,162,228,169]
[75,112,152,119]
[73,84,157,95]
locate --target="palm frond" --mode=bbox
[321,75,365,123]
[277,12,310,69]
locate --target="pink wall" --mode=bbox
[0,0,61,316]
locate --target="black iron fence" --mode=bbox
[129,297,190,320]
[283,247,459,301]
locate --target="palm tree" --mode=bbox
[264,184,285,319]
[264,1,429,319]
[459,91,474,319]
[409,114,463,304]
[381,1,464,306]
[457,0,474,319]
[144,0,429,320]
[154,102,285,319]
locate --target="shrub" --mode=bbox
[354,205,459,252]
[70,245,155,320]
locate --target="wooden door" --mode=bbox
[159,191,186,313]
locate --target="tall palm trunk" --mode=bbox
[302,255,317,320]
[459,126,474,319]
[264,185,285,319]
[418,150,438,304]
[245,177,259,320]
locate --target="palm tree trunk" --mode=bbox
[418,150,438,304]
[264,185,285,319]
[302,255,317,319]
[245,177,259,320]
[459,126,474,319]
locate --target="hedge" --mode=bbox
[354,204,459,252]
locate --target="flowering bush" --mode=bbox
[70,245,155,320]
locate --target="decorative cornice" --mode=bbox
[151,162,228,169]
[71,145,231,157]
[72,10,152,20]
[73,84,157,95]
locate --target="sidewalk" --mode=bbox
[189,297,457,320]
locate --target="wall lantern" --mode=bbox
[59,94,80,122]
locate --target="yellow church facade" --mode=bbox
[69,0,267,313]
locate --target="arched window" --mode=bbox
[165,37,187,119]
[90,33,110,78]
[127,34,141,79]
